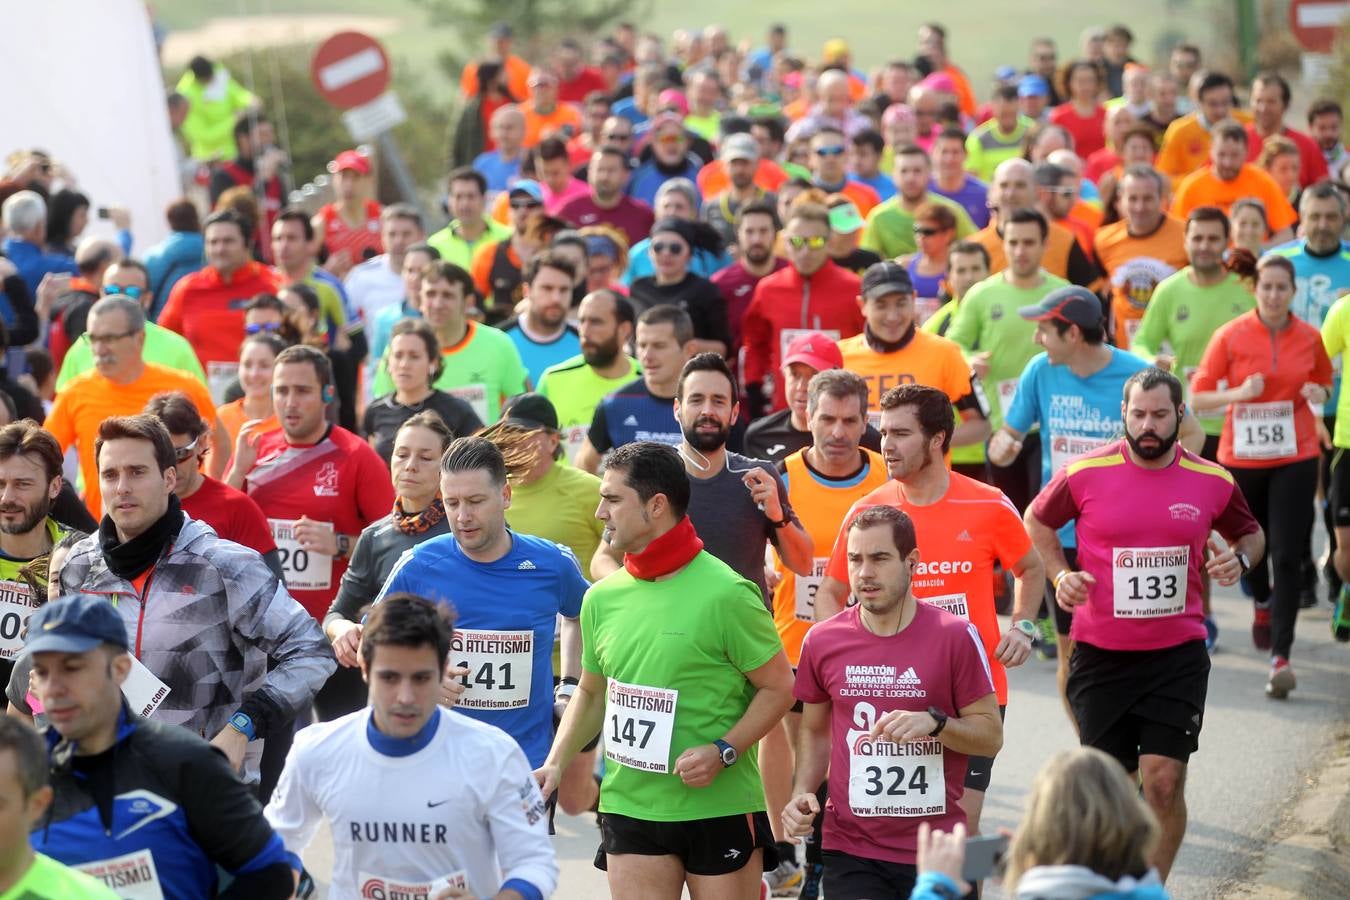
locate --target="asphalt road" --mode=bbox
[299,584,1350,900]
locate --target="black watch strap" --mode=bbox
[927,706,949,737]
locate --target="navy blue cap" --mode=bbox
[1018,285,1104,330]
[24,594,129,655]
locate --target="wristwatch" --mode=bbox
[228,711,256,740]
[768,511,792,529]
[713,739,738,767]
[1013,619,1037,641]
[337,534,352,558]
[1236,550,1252,574]
[926,707,949,738]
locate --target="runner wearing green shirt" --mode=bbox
[535,441,794,897]
[371,261,527,422]
[947,210,1065,511]
[1131,208,1255,455]
[57,261,205,390]
[1320,294,1350,640]
[0,718,117,900]
[924,240,994,475]
[537,290,639,462]
[425,168,514,270]
[861,146,976,259]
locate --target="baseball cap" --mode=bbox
[24,594,129,656]
[828,202,864,235]
[508,180,544,203]
[501,392,559,431]
[1019,74,1050,99]
[783,331,845,372]
[657,89,689,117]
[822,38,850,63]
[329,150,371,176]
[488,22,513,39]
[994,65,1019,83]
[719,133,759,163]
[861,260,914,300]
[1018,285,1104,330]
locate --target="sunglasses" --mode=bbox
[173,434,204,463]
[787,235,828,250]
[814,145,846,157]
[651,241,688,255]
[602,132,633,141]
[655,133,684,145]
[913,226,944,237]
[510,199,543,210]
[103,284,144,300]
[245,321,281,335]
[83,329,137,346]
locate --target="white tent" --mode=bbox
[7,0,179,248]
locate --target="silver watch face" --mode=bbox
[721,745,737,765]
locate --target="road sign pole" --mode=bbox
[375,131,430,226]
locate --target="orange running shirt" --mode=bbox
[836,330,975,426]
[47,363,219,517]
[823,474,1032,704]
[1171,165,1297,233]
[771,448,889,665]
[1094,217,1189,348]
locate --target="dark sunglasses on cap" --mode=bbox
[651,241,688,255]
[103,284,144,300]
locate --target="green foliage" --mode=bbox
[411,0,647,55]
[201,45,454,200]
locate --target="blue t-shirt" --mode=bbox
[849,172,897,202]
[1005,347,1149,547]
[378,530,589,766]
[625,157,703,207]
[588,376,682,452]
[930,175,991,229]
[502,320,581,385]
[472,151,522,195]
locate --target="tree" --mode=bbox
[414,0,647,69]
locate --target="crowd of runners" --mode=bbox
[0,11,1348,900]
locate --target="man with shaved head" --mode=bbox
[786,69,872,142]
[972,158,1099,285]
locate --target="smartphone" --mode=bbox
[96,207,111,219]
[961,833,1009,882]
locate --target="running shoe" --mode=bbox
[1203,616,1218,653]
[1266,656,1296,699]
[1251,605,1272,651]
[798,862,824,900]
[1334,585,1350,643]
[1034,617,1058,660]
[764,857,802,896]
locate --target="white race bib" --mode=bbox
[847,736,946,817]
[122,656,171,718]
[0,580,40,659]
[268,518,334,591]
[1112,545,1189,618]
[1050,434,1112,473]
[448,383,489,423]
[996,378,1018,415]
[206,361,239,407]
[356,871,466,900]
[450,628,533,710]
[794,558,828,622]
[1232,401,1296,460]
[604,679,677,773]
[920,592,969,621]
[77,850,164,900]
[779,328,840,362]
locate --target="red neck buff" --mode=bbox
[624,515,704,580]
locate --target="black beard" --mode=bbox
[682,419,730,453]
[0,497,50,537]
[1126,427,1178,460]
[582,337,620,368]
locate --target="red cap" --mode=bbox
[783,331,844,372]
[330,150,371,175]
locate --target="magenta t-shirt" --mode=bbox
[1031,441,1260,651]
[543,177,592,215]
[794,603,995,865]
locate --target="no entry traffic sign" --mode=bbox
[311,32,392,110]
[1289,0,1348,53]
